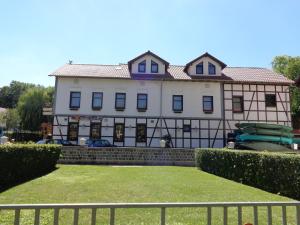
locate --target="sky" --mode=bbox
[0,0,300,87]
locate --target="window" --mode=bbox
[208,63,216,75]
[183,124,191,132]
[196,63,204,74]
[265,94,276,107]
[92,92,103,110]
[136,124,147,143]
[203,96,213,113]
[138,60,146,73]
[67,122,79,141]
[69,92,81,109]
[137,94,148,111]
[232,96,244,113]
[151,60,158,73]
[115,93,126,110]
[114,123,125,142]
[173,95,183,112]
[90,123,101,140]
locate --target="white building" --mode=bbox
[50,51,294,148]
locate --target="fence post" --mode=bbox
[110,208,115,225]
[91,208,97,225]
[161,207,166,225]
[14,209,20,225]
[34,208,40,225]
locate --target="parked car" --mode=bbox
[54,139,76,146]
[88,139,115,147]
[36,139,54,144]
[36,139,76,146]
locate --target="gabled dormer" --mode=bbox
[128,50,169,74]
[184,52,227,76]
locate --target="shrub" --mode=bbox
[196,148,300,199]
[0,144,61,190]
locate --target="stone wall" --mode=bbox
[59,146,195,166]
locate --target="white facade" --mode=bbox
[51,51,293,148]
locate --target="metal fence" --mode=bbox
[0,202,300,225]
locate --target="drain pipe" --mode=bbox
[159,79,163,139]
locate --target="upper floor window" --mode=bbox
[196,63,204,74]
[138,60,146,73]
[151,60,158,73]
[265,94,276,107]
[137,93,148,111]
[173,95,183,112]
[203,96,213,113]
[115,93,126,110]
[69,91,81,109]
[232,96,244,113]
[92,92,103,110]
[208,63,216,75]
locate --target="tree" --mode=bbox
[17,87,51,131]
[272,56,300,115]
[0,81,36,108]
[5,109,20,130]
[0,109,20,130]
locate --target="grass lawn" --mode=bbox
[0,165,297,225]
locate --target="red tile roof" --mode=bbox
[50,64,294,84]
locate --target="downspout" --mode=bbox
[159,78,163,139]
[52,76,58,137]
[220,82,226,147]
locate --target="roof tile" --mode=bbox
[50,64,294,84]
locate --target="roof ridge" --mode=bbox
[226,66,267,69]
[68,63,124,66]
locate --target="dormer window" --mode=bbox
[208,63,216,75]
[196,63,204,74]
[138,60,146,73]
[151,60,158,73]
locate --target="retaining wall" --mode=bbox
[59,146,195,166]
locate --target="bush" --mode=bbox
[0,144,61,190]
[196,148,300,199]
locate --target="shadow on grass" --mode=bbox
[0,167,59,193]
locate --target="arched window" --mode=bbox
[208,63,216,75]
[196,63,204,74]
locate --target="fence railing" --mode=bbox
[0,202,300,225]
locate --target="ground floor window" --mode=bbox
[114,123,125,142]
[183,124,191,132]
[90,122,101,140]
[68,122,79,141]
[136,124,147,142]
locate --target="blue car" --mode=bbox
[87,139,115,147]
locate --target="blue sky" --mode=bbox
[0,0,299,87]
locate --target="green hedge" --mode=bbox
[0,144,61,190]
[196,148,300,199]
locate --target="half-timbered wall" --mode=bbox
[52,77,292,148]
[53,115,224,148]
[223,83,291,135]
